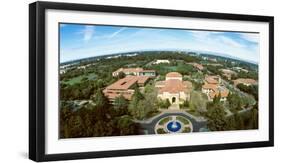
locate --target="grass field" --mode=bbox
[176,116,190,125]
[62,72,97,85]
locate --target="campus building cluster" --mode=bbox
[103,64,257,108]
[201,75,229,101]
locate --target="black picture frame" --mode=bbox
[29,1,274,162]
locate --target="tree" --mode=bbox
[128,87,145,118]
[226,115,236,130]
[193,82,203,90]
[117,116,139,135]
[180,100,189,109]
[233,113,244,129]
[133,87,144,101]
[114,95,129,116]
[118,72,126,79]
[212,93,221,104]
[144,83,155,93]
[251,108,258,129]
[165,99,171,108]
[128,88,159,120]
[67,115,85,138]
[157,98,171,109]
[237,84,258,100]
[227,93,243,111]
[60,106,73,138]
[206,102,228,131]
[92,89,110,120]
[93,89,109,109]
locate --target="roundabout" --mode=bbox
[137,110,207,135]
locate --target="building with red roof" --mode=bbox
[232,78,257,86]
[156,72,192,108]
[202,75,229,101]
[103,75,150,101]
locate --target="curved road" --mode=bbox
[137,111,207,134]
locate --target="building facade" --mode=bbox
[112,67,156,77]
[156,72,192,107]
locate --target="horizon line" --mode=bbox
[60,49,258,65]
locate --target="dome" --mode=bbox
[166,72,182,78]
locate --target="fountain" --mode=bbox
[166,120,182,133]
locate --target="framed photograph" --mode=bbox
[29,1,274,162]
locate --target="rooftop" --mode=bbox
[106,76,150,90]
[205,76,219,84]
[233,78,257,85]
[220,69,237,74]
[166,72,182,78]
[202,83,218,90]
[159,79,192,94]
[210,87,229,98]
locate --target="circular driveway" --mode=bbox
[137,111,207,134]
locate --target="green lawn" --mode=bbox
[156,128,166,134]
[176,116,190,125]
[165,66,178,71]
[62,72,97,85]
[158,117,172,125]
[182,127,191,133]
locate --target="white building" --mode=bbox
[112,68,156,77]
[153,59,170,64]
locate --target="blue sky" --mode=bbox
[60,23,259,63]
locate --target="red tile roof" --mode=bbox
[233,78,257,86]
[106,76,150,90]
[202,83,217,90]
[106,76,138,90]
[105,92,133,100]
[166,72,182,78]
[189,63,204,70]
[137,76,150,84]
[159,79,192,94]
[141,70,156,72]
[205,76,219,84]
[209,89,229,98]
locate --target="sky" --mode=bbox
[60,23,259,63]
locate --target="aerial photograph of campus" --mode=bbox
[59,23,259,138]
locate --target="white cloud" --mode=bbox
[77,26,95,42]
[189,30,211,40]
[216,36,244,48]
[190,30,244,48]
[239,33,259,43]
[108,27,127,38]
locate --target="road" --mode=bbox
[221,78,256,105]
